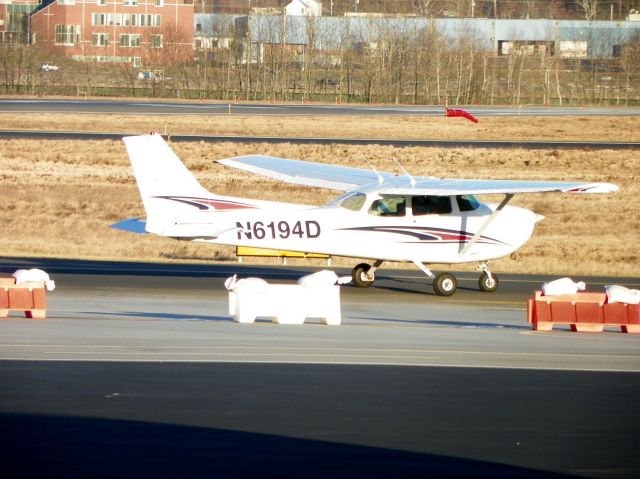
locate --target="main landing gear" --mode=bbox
[350,261,499,296]
[351,260,384,288]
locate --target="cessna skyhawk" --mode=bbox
[113,133,617,296]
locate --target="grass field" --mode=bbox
[0,111,637,277]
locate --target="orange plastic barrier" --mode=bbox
[0,277,47,319]
[527,290,639,333]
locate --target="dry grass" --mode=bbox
[0,112,638,277]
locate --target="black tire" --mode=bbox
[479,272,499,292]
[352,263,374,288]
[433,272,457,296]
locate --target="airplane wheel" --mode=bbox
[352,263,374,288]
[434,273,457,296]
[479,272,499,292]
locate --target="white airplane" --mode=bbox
[113,133,618,296]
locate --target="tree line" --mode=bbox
[211,0,640,21]
[1,17,639,106]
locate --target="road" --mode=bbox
[0,258,639,479]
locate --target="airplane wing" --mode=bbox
[384,178,619,195]
[217,155,618,195]
[216,155,396,191]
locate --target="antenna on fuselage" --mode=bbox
[392,158,416,188]
[365,159,384,185]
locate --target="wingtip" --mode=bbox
[579,183,619,193]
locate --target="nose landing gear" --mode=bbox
[477,263,499,293]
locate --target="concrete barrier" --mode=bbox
[226,275,342,325]
[526,290,639,333]
[0,277,47,319]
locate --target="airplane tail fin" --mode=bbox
[122,134,281,238]
[122,133,217,235]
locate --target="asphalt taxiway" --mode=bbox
[0,258,639,478]
[2,98,640,116]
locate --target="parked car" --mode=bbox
[137,70,169,82]
[41,63,60,72]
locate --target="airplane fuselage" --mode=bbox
[156,193,538,265]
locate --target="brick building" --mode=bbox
[30,0,194,67]
[0,0,38,43]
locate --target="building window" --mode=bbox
[107,13,123,26]
[612,44,622,57]
[120,34,140,47]
[147,14,161,27]
[155,0,164,6]
[92,33,108,46]
[7,4,35,33]
[55,24,79,45]
[96,0,106,5]
[133,57,141,67]
[151,34,162,48]
[92,13,106,26]
[123,0,138,5]
[58,0,76,4]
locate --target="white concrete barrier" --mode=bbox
[225,271,345,325]
[12,269,56,291]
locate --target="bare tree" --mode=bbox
[620,34,640,105]
[411,0,439,16]
[0,44,44,94]
[575,0,599,20]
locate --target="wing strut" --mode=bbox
[410,259,434,278]
[365,159,385,185]
[459,193,514,257]
[392,158,416,188]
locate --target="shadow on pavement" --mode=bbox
[1,413,578,479]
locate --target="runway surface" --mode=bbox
[1,257,639,370]
[1,129,638,149]
[2,98,640,116]
[1,258,639,478]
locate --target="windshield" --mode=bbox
[456,195,481,212]
[337,192,366,211]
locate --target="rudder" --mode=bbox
[123,133,213,234]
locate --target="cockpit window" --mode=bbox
[368,197,406,217]
[412,196,452,215]
[456,194,481,212]
[338,192,366,211]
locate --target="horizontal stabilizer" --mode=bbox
[111,218,147,234]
